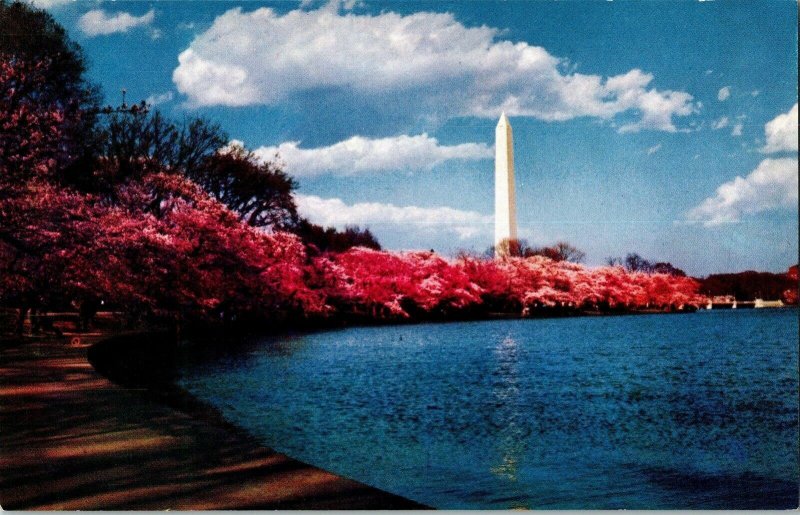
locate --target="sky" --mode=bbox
[36,0,798,276]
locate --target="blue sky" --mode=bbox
[38,0,798,276]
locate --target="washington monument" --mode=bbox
[494,112,518,257]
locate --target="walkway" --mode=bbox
[0,333,426,509]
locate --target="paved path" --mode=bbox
[0,334,427,510]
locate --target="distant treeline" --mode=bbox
[697,266,798,302]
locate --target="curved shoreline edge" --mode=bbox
[0,332,429,510]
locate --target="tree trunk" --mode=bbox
[16,306,28,335]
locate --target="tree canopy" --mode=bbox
[490,239,585,263]
[188,143,298,230]
[293,219,381,254]
[1,1,714,336]
[1,1,100,164]
[699,270,796,302]
[0,1,97,107]
[606,253,687,277]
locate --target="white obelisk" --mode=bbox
[494,112,518,257]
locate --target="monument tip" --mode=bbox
[498,111,509,126]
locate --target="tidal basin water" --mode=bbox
[176,309,799,509]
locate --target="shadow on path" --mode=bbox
[0,333,428,510]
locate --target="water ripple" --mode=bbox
[178,310,799,509]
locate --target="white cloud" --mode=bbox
[173,7,696,132]
[731,123,743,137]
[751,90,760,97]
[309,0,363,10]
[646,143,661,155]
[145,91,174,106]
[295,194,491,240]
[761,103,798,153]
[712,116,729,130]
[27,0,72,9]
[253,134,492,176]
[687,158,798,226]
[78,9,155,37]
[717,86,731,101]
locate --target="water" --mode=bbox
[176,309,799,509]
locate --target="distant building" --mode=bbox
[754,299,784,308]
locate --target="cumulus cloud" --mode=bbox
[253,134,492,176]
[717,86,731,101]
[302,0,363,10]
[731,123,743,137]
[78,9,155,36]
[173,7,696,132]
[145,91,174,106]
[687,158,798,226]
[646,144,661,155]
[26,0,72,9]
[296,194,491,240]
[761,103,798,153]
[712,116,729,130]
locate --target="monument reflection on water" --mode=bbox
[489,335,525,489]
[176,309,799,509]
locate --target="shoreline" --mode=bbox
[3,308,793,509]
[0,330,429,510]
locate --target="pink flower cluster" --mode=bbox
[311,248,704,320]
[1,57,703,325]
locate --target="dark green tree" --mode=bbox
[1,0,101,179]
[531,241,586,263]
[189,144,299,230]
[607,253,686,276]
[652,262,686,277]
[90,108,226,194]
[624,253,653,273]
[0,0,99,109]
[293,219,381,254]
[489,239,585,263]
